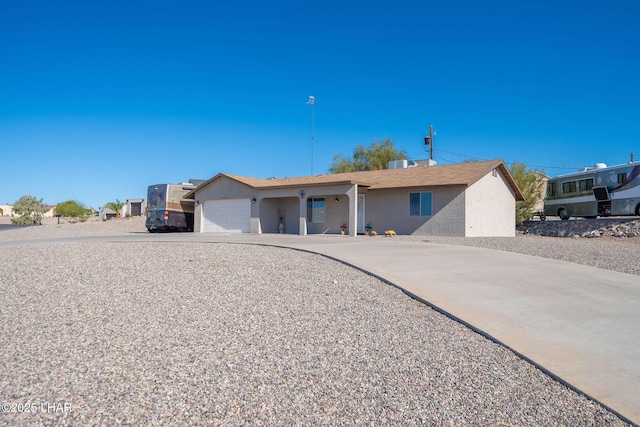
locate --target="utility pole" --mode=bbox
[307,96,315,175]
[424,125,435,160]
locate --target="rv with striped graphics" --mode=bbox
[544,161,640,220]
[146,183,195,232]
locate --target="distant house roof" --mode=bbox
[186,160,525,201]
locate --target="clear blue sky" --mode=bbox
[1,0,638,208]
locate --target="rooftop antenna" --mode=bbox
[307,96,315,174]
[424,124,435,160]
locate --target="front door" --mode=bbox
[357,194,365,234]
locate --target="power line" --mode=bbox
[405,139,638,172]
[431,147,597,171]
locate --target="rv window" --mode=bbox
[618,173,627,184]
[562,181,577,194]
[546,182,556,197]
[578,179,593,191]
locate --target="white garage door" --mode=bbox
[202,199,251,233]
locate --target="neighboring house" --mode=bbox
[99,206,117,221]
[0,205,13,217]
[0,205,56,218]
[534,175,549,213]
[44,206,57,218]
[185,160,525,237]
[123,198,147,217]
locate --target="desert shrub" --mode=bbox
[56,200,87,220]
[11,195,46,225]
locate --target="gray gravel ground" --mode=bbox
[0,218,635,425]
[411,234,640,276]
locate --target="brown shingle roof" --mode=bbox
[187,160,525,201]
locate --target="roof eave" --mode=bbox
[255,179,372,190]
[463,160,525,202]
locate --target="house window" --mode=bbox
[306,197,326,223]
[409,192,432,216]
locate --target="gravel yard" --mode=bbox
[0,217,636,425]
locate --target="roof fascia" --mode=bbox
[255,180,372,190]
[184,173,256,199]
[462,160,525,202]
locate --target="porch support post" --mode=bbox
[194,202,203,233]
[299,192,308,236]
[250,197,261,234]
[347,184,357,237]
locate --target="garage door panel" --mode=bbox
[203,199,251,233]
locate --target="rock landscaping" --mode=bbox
[519,218,640,238]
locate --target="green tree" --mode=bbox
[510,161,545,224]
[55,200,87,220]
[105,199,125,217]
[11,195,46,225]
[329,138,408,173]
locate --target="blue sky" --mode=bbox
[1,0,638,208]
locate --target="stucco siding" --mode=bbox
[194,179,357,235]
[363,187,466,236]
[193,164,518,237]
[465,169,516,237]
[259,197,300,234]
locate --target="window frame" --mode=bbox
[409,191,433,217]
[578,178,594,192]
[306,197,326,223]
[562,181,577,194]
[618,173,628,184]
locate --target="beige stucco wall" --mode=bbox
[464,169,516,237]
[193,177,358,235]
[0,205,13,217]
[255,183,356,235]
[193,177,254,232]
[259,197,300,234]
[193,169,518,237]
[362,187,466,236]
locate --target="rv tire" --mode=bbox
[635,204,640,216]
[559,208,570,220]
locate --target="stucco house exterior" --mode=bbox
[0,205,56,218]
[0,205,13,217]
[185,160,525,237]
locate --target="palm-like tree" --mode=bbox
[105,199,125,217]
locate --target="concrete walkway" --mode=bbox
[176,233,640,425]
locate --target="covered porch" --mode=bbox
[251,184,365,236]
